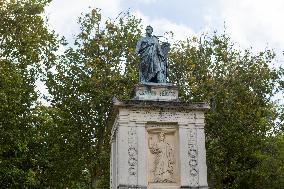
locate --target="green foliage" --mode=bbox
[253,133,284,188]
[1,2,284,188]
[45,9,142,188]
[169,33,284,188]
[0,0,58,188]
[0,60,36,188]
[0,0,58,69]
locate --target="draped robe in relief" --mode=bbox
[149,138,174,182]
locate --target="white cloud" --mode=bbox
[45,0,122,41]
[214,0,284,102]
[94,0,122,19]
[45,0,284,55]
[133,10,196,42]
[41,0,283,103]
[217,0,284,53]
[45,0,197,44]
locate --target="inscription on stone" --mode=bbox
[138,90,157,96]
[134,84,179,101]
[138,89,176,97]
[130,108,195,124]
[159,90,176,97]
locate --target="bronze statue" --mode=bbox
[136,26,170,83]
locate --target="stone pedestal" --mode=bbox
[110,83,209,189]
[133,83,179,101]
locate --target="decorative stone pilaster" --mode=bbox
[188,128,199,186]
[128,127,138,186]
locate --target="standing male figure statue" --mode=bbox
[136,26,170,83]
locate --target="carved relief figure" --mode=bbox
[148,131,174,183]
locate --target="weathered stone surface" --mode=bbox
[110,98,209,189]
[147,124,179,189]
[114,99,209,111]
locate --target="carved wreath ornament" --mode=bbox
[128,127,138,181]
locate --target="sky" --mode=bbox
[42,0,284,102]
[45,0,284,56]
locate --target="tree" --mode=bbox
[45,9,142,188]
[168,33,284,188]
[253,132,284,189]
[45,9,284,188]
[1,2,283,188]
[0,0,58,187]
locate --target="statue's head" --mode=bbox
[145,25,153,35]
[159,132,165,141]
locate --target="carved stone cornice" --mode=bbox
[113,99,210,111]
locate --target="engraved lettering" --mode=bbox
[138,90,156,96]
[160,90,176,97]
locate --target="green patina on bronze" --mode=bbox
[136,26,170,83]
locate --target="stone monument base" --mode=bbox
[110,85,209,189]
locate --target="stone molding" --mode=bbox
[117,184,147,189]
[113,99,210,111]
[180,186,208,189]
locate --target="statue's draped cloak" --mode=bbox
[136,36,166,83]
